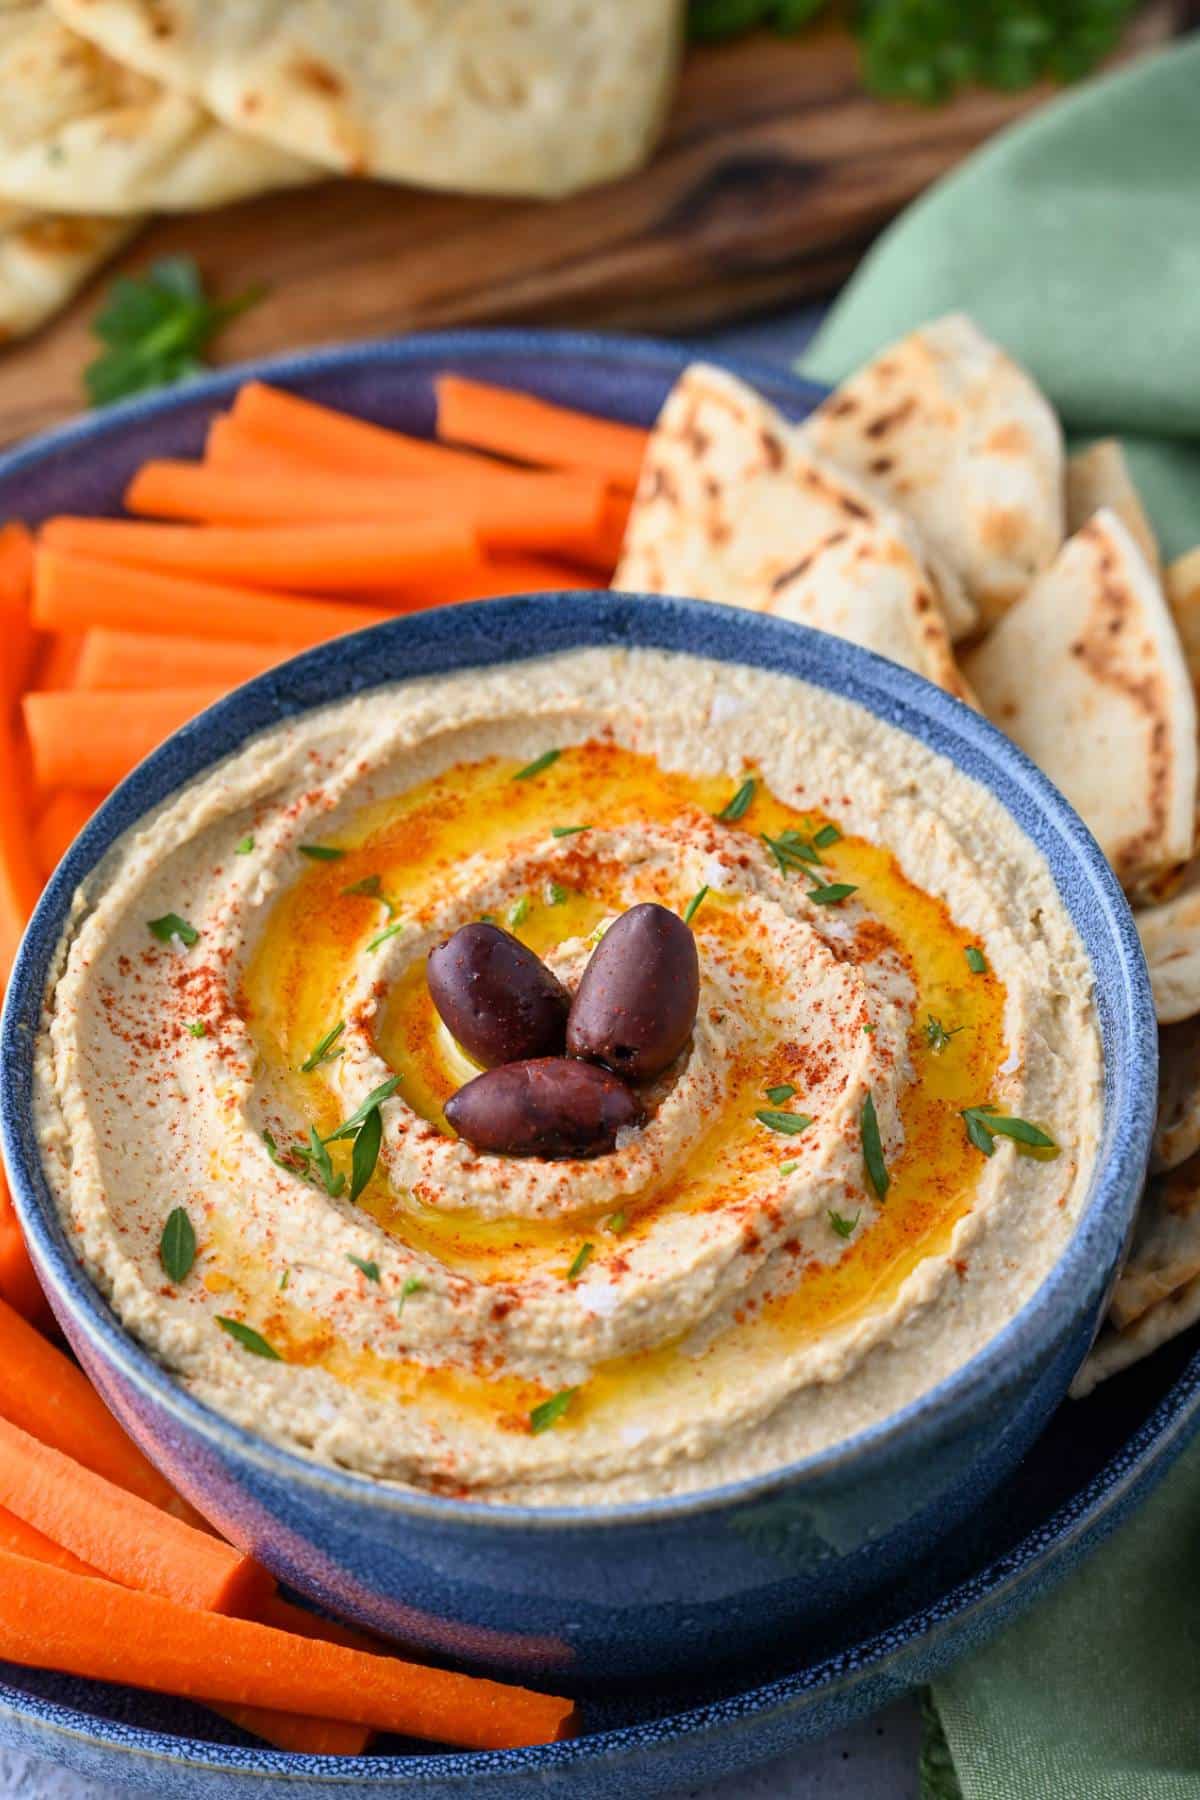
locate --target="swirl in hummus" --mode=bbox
[34,648,1103,1504]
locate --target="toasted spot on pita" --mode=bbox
[806,313,1064,633]
[0,198,138,340]
[1067,440,1159,574]
[965,511,1197,890]
[615,363,971,702]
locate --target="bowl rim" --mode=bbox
[0,329,1156,1536]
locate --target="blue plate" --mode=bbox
[0,329,1192,1797]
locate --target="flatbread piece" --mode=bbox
[805,312,1064,632]
[49,0,684,199]
[964,510,1197,889]
[614,362,971,701]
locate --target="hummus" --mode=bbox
[35,648,1103,1505]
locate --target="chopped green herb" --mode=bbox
[299,843,346,861]
[159,1207,196,1283]
[148,912,198,947]
[85,256,265,408]
[215,1316,281,1360]
[812,823,842,849]
[508,895,531,929]
[756,1108,813,1136]
[262,1128,284,1167]
[761,827,820,874]
[863,1021,876,1034]
[780,1159,800,1176]
[348,1103,384,1203]
[514,749,561,781]
[861,1092,889,1199]
[478,913,498,925]
[346,1253,380,1283]
[965,946,988,974]
[552,824,590,838]
[367,919,405,953]
[300,1020,345,1073]
[604,1209,628,1236]
[308,1127,345,1199]
[566,1242,594,1282]
[683,885,709,926]
[545,881,568,906]
[924,1015,965,1054]
[397,1275,424,1317]
[829,1208,861,1240]
[806,882,858,906]
[765,1082,796,1104]
[185,1020,207,1038]
[716,776,756,822]
[530,1388,577,1434]
[961,1105,1056,1158]
[235,835,255,855]
[342,873,384,899]
[326,1076,402,1143]
[279,1268,290,1291]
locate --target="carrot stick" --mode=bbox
[126,459,607,557]
[0,522,33,611]
[0,1296,203,1522]
[436,375,648,493]
[76,629,292,694]
[0,1503,368,1754]
[34,551,389,649]
[0,553,40,979]
[41,516,479,594]
[0,1503,97,1575]
[0,1412,271,1614]
[31,632,82,691]
[24,687,228,791]
[0,1550,575,1749]
[231,379,564,489]
[416,553,605,608]
[0,1181,49,1331]
[34,789,105,874]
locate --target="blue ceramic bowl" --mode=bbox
[0,333,1155,1690]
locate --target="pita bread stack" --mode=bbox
[49,0,683,200]
[0,0,684,340]
[616,315,1200,1397]
[614,363,972,701]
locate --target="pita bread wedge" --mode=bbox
[0,200,138,341]
[1155,1018,1200,1172]
[1071,1266,1200,1399]
[1110,1154,1200,1331]
[0,4,316,213]
[805,313,1064,631]
[1066,440,1159,574]
[49,0,683,200]
[614,362,971,700]
[964,511,1198,890]
[1165,549,1200,690]
[1137,859,1200,1023]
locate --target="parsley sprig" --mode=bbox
[86,257,264,408]
[686,0,1138,104]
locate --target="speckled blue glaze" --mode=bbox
[0,332,1171,1797]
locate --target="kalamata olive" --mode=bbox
[445,1057,644,1159]
[427,923,569,1068]
[566,902,699,1082]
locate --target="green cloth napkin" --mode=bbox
[804,38,1200,561]
[804,37,1200,1799]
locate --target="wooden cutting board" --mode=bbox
[0,6,1187,448]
